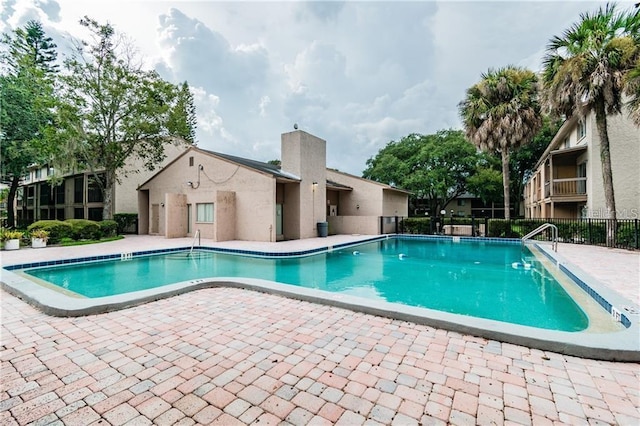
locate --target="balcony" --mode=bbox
[544,177,587,201]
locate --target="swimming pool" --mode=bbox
[2,235,638,361]
[25,239,588,332]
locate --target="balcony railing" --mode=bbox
[544,177,586,198]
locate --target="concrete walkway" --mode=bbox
[1,236,639,425]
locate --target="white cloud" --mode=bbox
[2,0,625,175]
[1,0,60,31]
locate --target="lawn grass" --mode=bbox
[58,235,124,247]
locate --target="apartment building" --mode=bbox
[17,144,187,225]
[524,108,639,219]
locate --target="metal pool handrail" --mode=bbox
[188,229,201,257]
[522,223,558,252]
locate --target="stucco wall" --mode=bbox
[281,131,327,239]
[139,148,275,241]
[326,170,383,216]
[115,143,188,214]
[327,216,379,235]
[215,191,236,242]
[283,183,301,240]
[586,110,640,218]
[382,190,409,216]
[164,193,188,238]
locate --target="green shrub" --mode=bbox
[487,220,521,238]
[401,218,432,234]
[99,220,118,237]
[27,220,73,244]
[113,213,138,234]
[616,224,638,248]
[556,222,578,242]
[586,223,606,245]
[449,217,474,225]
[65,219,102,240]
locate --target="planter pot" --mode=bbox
[32,238,47,248]
[4,239,20,250]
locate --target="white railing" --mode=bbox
[188,229,201,257]
[544,177,587,198]
[522,223,558,252]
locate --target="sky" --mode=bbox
[1,0,635,176]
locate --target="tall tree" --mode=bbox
[466,154,504,210]
[52,17,197,220]
[542,3,639,232]
[0,20,57,228]
[363,130,483,217]
[459,66,542,220]
[625,61,640,125]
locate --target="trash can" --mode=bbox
[317,222,328,237]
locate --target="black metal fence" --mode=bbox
[392,216,639,250]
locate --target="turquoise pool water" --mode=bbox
[25,239,589,331]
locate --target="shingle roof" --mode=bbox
[326,180,353,191]
[202,149,301,182]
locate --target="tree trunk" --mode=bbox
[594,100,617,246]
[6,176,20,228]
[501,150,511,220]
[102,171,116,220]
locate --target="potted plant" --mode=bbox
[31,229,50,248]
[2,230,23,250]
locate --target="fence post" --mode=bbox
[379,216,383,234]
[636,219,639,250]
[588,218,592,245]
[395,216,399,234]
[484,217,489,237]
[471,216,476,237]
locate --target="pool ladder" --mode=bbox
[188,229,201,257]
[522,223,558,252]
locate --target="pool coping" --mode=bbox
[2,235,639,362]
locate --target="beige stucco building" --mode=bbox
[17,144,187,225]
[524,108,639,219]
[138,130,410,241]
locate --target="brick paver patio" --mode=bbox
[1,236,639,424]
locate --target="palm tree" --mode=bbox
[459,66,542,220]
[542,3,639,235]
[625,63,640,125]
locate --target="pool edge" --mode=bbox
[2,235,639,362]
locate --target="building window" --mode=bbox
[196,203,214,223]
[55,184,65,204]
[189,156,194,166]
[577,119,586,141]
[563,137,570,149]
[88,208,102,221]
[457,199,465,206]
[39,182,51,205]
[25,186,35,207]
[74,208,84,219]
[88,174,105,203]
[74,177,84,203]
